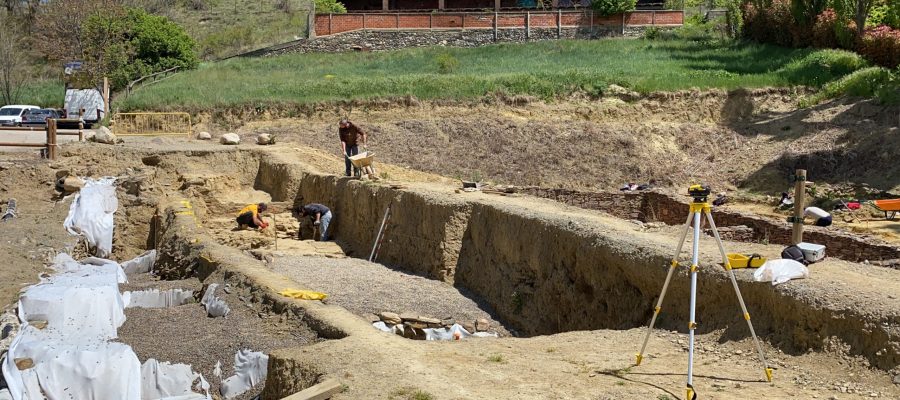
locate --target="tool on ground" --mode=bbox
[634,184,773,400]
[1,198,16,222]
[369,203,392,262]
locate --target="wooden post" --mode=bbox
[622,12,626,35]
[526,11,530,39]
[430,13,433,29]
[78,121,84,141]
[589,10,593,36]
[791,169,807,244]
[461,12,465,29]
[396,12,400,29]
[46,119,57,161]
[307,12,316,38]
[651,10,656,25]
[102,77,109,117]
[329,13,333,35]
[363,13,366,29]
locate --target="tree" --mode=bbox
[833,0,878,35]
[0,15,26,104]
[591,0,637,16]
[790,0,829,25]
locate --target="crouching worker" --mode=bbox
[236,202,268,230]
[294,203,332,241]
[804,206,832,227]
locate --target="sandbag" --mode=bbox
[64,177,117,258]
[122,250,157,275]
[753,259,809,285]
[140,359,210,400]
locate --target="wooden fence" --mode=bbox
[0,119,85,160]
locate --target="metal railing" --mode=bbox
[112,112,192,136]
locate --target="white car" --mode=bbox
[0,105,40,126]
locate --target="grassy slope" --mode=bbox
[119,38,862,111]
[159,0,310,60]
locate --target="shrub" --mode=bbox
[804,66,895,105]
[643,26,661,40]
[435,52,459,74]
[591,0,636,17]
[315,0,347,13]
[779,49,869,86]
[858,26,900,68]
[811,9,840,47]
[743,0,799,47]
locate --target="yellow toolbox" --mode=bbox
[726,253,766,269]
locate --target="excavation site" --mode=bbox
[1,92,899,399]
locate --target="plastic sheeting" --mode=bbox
[141,359,211,400]
[754,259,809,285]
[200,284,230,318]
[123,250,157,275]
[372,322,499,341]
[126,289,195,309]
[64,177,117,258]
[219,350,268,399]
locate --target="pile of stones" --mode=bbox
[372,311,492,340]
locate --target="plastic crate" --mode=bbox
[726,253,766,269]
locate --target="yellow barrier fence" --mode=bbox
[112,112,191,136]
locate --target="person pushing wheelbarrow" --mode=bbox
[339,118,367,177]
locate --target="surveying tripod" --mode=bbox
[634,184,773,400]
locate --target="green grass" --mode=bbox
[117,38,871,111]
[388,387,435,400]
[801,66,900,106]
[15,80,65,108]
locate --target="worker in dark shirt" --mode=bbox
[293,203,332,241]
[339,118,367,177]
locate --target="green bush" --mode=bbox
[591,0,636,17]
[315,0,347,13]
[779,49,869,86]
[435,52,459,74]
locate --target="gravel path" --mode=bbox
[116,279,319,399]
[271,256,511,336]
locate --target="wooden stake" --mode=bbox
[791,169,806,244]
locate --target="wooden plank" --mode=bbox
[791,169,806,244]
[280,378,342,400]
[0,143,46,148]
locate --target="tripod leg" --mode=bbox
[704,210,774,382]
[686,210,701,398]
[636,211,694,366]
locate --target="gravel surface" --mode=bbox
[271,255,511,335]
[116,280,319,399]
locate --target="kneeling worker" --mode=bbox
[237,202,268,230]
[295,203,332,241]
[804,206,832,227]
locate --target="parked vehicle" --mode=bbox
[64,89,105,128]
[20,109,62,127]
[0,105,40,126]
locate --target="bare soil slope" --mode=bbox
[221,90,900,194]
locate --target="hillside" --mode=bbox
[128,0,310,60]
[117,38,866,111]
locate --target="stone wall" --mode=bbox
[268,27,636,55]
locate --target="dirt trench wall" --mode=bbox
[246,153,900,370]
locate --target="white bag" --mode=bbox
[64,178,117,258]
[754,259,809,285]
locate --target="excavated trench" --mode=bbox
[129,147,899,378]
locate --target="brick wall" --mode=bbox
[520,187,900,265]
[315,10,683,36]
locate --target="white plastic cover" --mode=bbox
[126,289,195,309]
[141,359,211,400]
[219,350,269,399]
[373,322,498,341]
[200,284,230,318]
[123,250,158,275]
[64,177,118,258]
[3,325,142,400]
[754,259,809,285]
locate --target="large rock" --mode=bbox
[220,133,240,145]
[197,131,212,140]
[56,176,84,193]
[89,126,119,144]
[606,84,641,102]
[256,133,275,145]
[475,318,490,332]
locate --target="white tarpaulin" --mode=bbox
[141,359,211,400]
[64,177,117,258]
[200,284,230,318]
[123,250,158,275]
[126,289,195,309]
[754,259,809,285]
[219,350,268,399]
[3,325,142,400]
